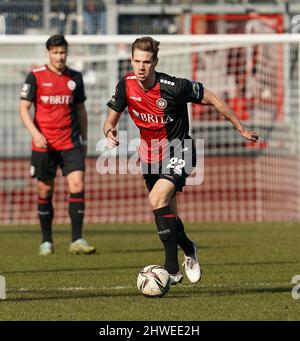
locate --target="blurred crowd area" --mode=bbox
[0,0,299,35]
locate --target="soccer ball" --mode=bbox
[137,265,170,297]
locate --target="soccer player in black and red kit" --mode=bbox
[104,37,258,284]
[19,35,96,256]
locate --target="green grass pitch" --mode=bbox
[0,222,299,321]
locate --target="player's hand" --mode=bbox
[33,132,48,149]
[240,129,259,143]
[106,128,119,149]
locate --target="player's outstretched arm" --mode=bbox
[103,109,122,148]
[19,99,48,148]
[202,87,258,143]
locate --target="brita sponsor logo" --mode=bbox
[40,95,73,104]
[132,109,174,124]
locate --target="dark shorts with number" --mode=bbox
[31,147,85,181]
[142,138,196,193]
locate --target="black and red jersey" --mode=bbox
[20,65,86,151]
[107,72,204,163]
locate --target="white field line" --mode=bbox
[6,282,290,293]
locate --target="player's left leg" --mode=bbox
[169,196,194,256]
[66,170,96,254]
[66,170,85,241]
[149,179,180,276]
[61,147,96,254]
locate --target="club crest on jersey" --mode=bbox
[156,98,167,109]
[67,80,76,91]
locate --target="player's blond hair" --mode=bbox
[131,36,160,61]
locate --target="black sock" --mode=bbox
[38,197,54,243]
[176,217,194,256]
[153,206,179,274]
[69,192,85,242]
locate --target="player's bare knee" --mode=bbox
[38,184,53,199]
[69,182,84,193]
[148,192,168,210]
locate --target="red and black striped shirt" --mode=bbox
[107,72,204,163]
[20,65,86,151]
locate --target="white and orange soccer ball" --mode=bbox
[137,265,170,297]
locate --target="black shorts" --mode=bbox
[31,147,85,181]
[142,139,196,193]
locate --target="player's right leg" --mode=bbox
[148,179,181,280]
[38,180,55,255]
[31,151,57,255]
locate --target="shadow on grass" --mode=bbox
[0,228,154,236]
[99,245,241,254]
[4,265,144,275]
[0,227,256,236]
[5,252,297,276]
[201,245,241,249]
[5,290,140,302]
[168,286,292,299]
[205,260,300,267]
[109,248,161,254]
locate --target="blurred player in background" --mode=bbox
[104,36,258,284]
[19,35,96,256]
